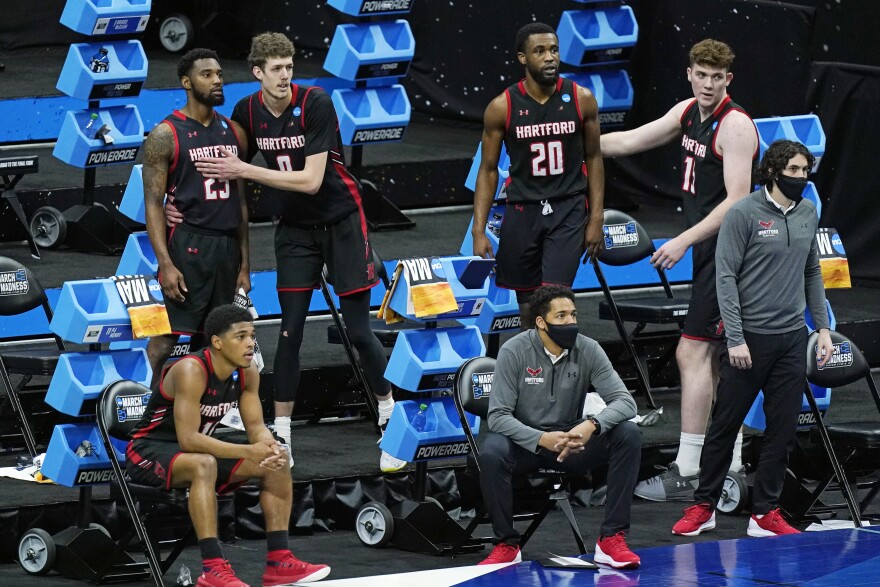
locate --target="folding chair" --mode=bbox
[591,209,691,409]
[795,330,879,527]
[0,256,66,456]
[449,356,587,556]
[96,379,195,587]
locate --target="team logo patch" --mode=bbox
[525,366,544,385]
[757,219,779,238]
[527,367,542,377]
[759,219,774,229]
[154,462,167,481]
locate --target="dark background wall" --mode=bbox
[1,0,878,283]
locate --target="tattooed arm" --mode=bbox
[143,123,187,303]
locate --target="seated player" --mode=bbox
[126,305,330,586]
[477,285,642,569]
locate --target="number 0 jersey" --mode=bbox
[162,110,243,232]
[130,348,246,443]
[679,96,756,228]
[503,77,588,203]
[232,87,362,226]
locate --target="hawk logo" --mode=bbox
[527,367,542,377]
[366,262,375,281]
[525,366,544,385]
[758,219,774,230]
[154,462,167,481]
[519,109,529,116]
[187,131,198,138]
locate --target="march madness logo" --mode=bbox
[525,366,544,385]
[471,371,493,400]
[603,222,638,248]
[116,393,151,422]
[757,219,779,238]
[0,269,28,295]
[817,341,853,370]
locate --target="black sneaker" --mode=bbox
[634,463,698,502]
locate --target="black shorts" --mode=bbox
[495,194,587,292]
[682,235,724,341]
[275,209,379,296]
[164,224,240,334]
[125,438,246,494]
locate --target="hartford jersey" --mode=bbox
[679,96,755,228]
[504,77,588,203]
[162,111,243,232]
[232,87,361,226]
[130,348,246,443]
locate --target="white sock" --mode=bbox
[730,431,744,472]
[274,416,291,446]
[377,398,395,427]
[674,433,704,476]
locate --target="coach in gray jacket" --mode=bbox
[477,285,641,569]
[672,140,835,539]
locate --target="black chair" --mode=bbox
[0,256,66,456]
[449,356,587,556]
[793,331,880,527]
[96,379,194,587]
[591,209,691,409]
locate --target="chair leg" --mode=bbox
[803,384,862,527]
[0,363,38,456]
[556,497,588,555]
[518,498,556,550]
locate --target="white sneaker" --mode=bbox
[380,451,407,473]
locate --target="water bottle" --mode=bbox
[90,47,110,73]
[486,212,503,237]
[83,112,99,133]
[412,403,429,432]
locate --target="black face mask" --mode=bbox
[544,323,579,350]
[775,174,808,203]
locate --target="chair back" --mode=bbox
[371,247,390,289]
[596,209,655,267]
[806,330,871,388]
[455,356,496,420]
[0,256,50,316]
[97,379,153,443]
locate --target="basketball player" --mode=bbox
[189,33,404,473]
[143,48,251,390]
[126,305,330,586]
[600,39,759,500]
[472,22,605,322]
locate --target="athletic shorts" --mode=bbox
[275,209,379,296]
[682,235,725,341]
[163,224,240,334]
[125,438,247,494]
[494,193,587,292]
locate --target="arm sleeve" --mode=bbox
[302,90,337,156]
[585,339,637,433]
[804,217,830,330]
[487,345,544,452]
[716,207,749,347]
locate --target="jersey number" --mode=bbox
[277,155,293,172]
[531,141,564,176]
[682,155,696,194]
[204,179,230,200]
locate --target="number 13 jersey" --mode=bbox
[503,77,588,204]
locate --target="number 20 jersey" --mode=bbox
[162,110,243,232]
[503,77,588,204]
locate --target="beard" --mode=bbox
[193,85,225,107]
[527,62,558,87]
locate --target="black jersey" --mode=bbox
[163,110,243,232]
[232,87,361,226]
[130,348,246,443]
[503,77,588,203]
[679,96,755,228]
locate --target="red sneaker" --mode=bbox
[594,531,640,569]
[672,502,716,536]
[263,551,331,585]
[747,508,800,537]
[478,543,522,565]
[197,560,249,587]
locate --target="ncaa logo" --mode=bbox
[561,93,571,103]
[293,107,302,117]
[831,233,846,255]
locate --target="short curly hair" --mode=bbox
[689,39,735,71]
[204,304,253,342]
[528,285,576,327]
[757,140,815,186]
[247,32,295,71]
[177,48,220,80]
[516,22,556,55]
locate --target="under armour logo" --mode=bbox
[519,109,529,116]
[188,131,198,138]
[260,122,268,129]
[186,247,198,254]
